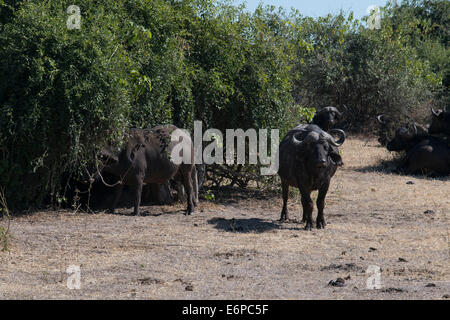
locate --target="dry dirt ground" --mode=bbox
[0,137,449,300]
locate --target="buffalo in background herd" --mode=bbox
[92,106,447,230]
[429,108,450,136]
[311,106,344,131]
[97,125,198,216]
[378,108,450,176]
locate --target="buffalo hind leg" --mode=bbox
[296,177,307,224]
[133,177,144,216]
[280,180,290,222]
[192,166,199,206]
[316,184,329,229]
[109,183,123,214]
[180,165,195,215]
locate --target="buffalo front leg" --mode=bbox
[395,154,411,175]
[133,178,144,216]
[109,183,123,214]
[296,177,307,223]
[280,179,290,222]
[316,183,329,229]
[192,166,199,206]
[300,189,314,231]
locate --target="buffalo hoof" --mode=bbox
[304,222,313,231]
[279,212,290,222]
[316,220,326,229]
[185,209,194,216]
[107,209,116,215]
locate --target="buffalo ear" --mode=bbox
[330,151,343,166]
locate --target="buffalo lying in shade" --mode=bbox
[387,125,450,176]
[278,124,346,230]
[377,114,429,146]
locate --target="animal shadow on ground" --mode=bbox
[355,160,450,182]
[202,185,278,205]
[354,158,398,175]
[103,208,183,217]
[145,209,184,217]
[208,217,281,233]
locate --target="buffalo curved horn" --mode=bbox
[376,115,385,125]
[292,131,320,146]
[407,115,418,136]
[326,129,346,147]
[431,107,440,117]
[411,121,418,136]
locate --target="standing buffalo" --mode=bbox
[429,108,450,136]
[99,125,196,216]
[387,125,450,176]
[312,106,343,131]
[278,124,346,230]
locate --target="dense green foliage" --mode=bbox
[0,0,448,209]
[293,1,446,131]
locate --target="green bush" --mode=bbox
[0,0,147,209]
[292,7,442,132]
[0,0,447,211]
